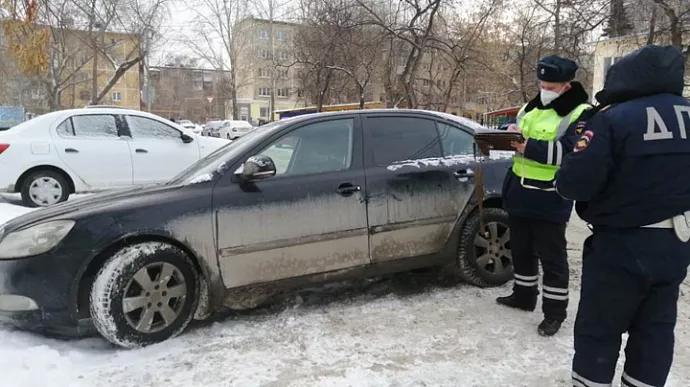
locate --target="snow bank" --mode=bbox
[0,201,688,387]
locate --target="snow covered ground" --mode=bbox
[1,194,690,387]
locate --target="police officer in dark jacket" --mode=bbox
[497,55,591,337]
[555,45,690,387]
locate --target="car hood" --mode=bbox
[1,184,182,232]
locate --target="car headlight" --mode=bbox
[0,220,75,259]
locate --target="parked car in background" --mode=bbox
[216,120,254,140]
[178,120,203,135]
[202,120,225,136]
[0,107,229,207]
[0,109,514,348]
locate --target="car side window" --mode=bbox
[126,116,182,140]
[438,123,475,156]
[71,115,119,138]
[258,118,354,177]
[56,118,75,136]
[366,116,442,166]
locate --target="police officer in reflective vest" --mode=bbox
[556,45,690,387]
[497,55,591,336]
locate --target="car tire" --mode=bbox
[90,242,200,348]
[20,170,70,207]
[455,207,513,288]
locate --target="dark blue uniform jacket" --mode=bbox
[555,46,690,228]
[502,82,590,223]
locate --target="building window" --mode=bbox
[259,87,271,97]
[277,31,288,41]
[278,68,289,79]
[259,68,271,78]
[422,79,431,87]
[79,90,91,100]
[277,88,289,97]
[277,51,289,61]
[194,81,203,90]
[603,56,622,79]
[30,89,42,100]
[260,107,269,118]
[259,49,272,59]
[258,29,269,40]
[112,92,122,101]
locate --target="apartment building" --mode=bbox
[592,34,689,100]
[0,26,140,113]
[232,17,306,122]
[143,65,230,123]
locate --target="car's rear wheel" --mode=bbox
[90,242,199,348]
[20,170,69,207]
[455,207,513,287]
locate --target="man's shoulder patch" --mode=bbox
[574,130,594,152]
[575,121,586,134]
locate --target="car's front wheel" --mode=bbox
[455,207,513,287]
[90,242,200,348]
[20,170,70,207]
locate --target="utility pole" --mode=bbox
[91,13,102,105]
[269,2,276,122]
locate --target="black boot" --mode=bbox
[496,290,537,312]
[537,318,562,336]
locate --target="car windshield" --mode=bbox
[168,120,286,185]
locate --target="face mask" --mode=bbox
[540,89,561,106]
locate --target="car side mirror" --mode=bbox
[181,133,194,143]
[235,155,276,181]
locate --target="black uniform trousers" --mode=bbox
[509,215,569,321]
[572,228,690,387]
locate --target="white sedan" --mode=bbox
[0,107,229,207]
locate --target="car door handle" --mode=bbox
[454,169,475,178]
[65,148,79,153]
[135,148,148,153]
[336,183,361,196]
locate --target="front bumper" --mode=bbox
[0,251,92,337]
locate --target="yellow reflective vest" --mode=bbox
[512,103,591,181]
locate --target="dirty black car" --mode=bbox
[0,109,514,348]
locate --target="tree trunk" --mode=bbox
[358,83,365,109]
[93,57,142,103]
[646,6,657,45]
[553,0,561,52]
[230,67,239,120]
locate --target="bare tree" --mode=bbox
[183,0,250,119]
[428,0,498,111]
[77,0,169,104]
[356,0,442,108]
[293,0,346,111]
[648,0,690,60]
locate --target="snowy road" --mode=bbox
[1,195,689,387]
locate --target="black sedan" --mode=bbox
[0,109,515,348]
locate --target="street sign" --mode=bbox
[206,96,214,104]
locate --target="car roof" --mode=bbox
[279,109,490,133]
[15,108,194,134]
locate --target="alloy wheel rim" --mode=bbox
[473,221,512,276]
[122,262,187,334]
